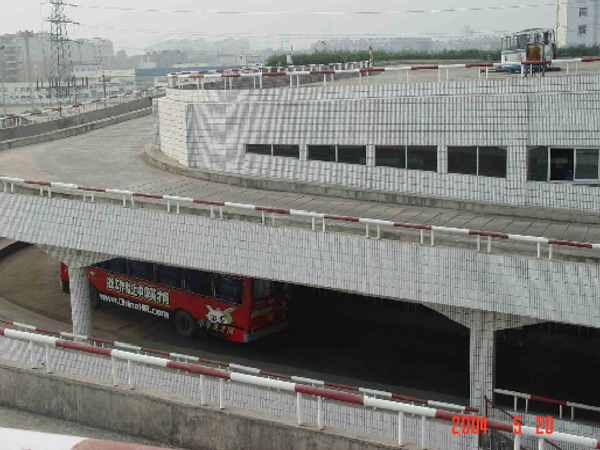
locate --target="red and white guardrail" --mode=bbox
[0,317,476,414]
[495,389,600,422]
[0,86,166,129]
[1,326,599,449]
[1,175,597,262]
[0,428,173,450]
[167,57,600,87]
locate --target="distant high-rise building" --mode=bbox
[0,31,114,84]
[556,0,600,46]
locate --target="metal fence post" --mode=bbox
[45,344,52,373]
[29,340,37,369]
[219,378,225,410]
[297,392,304,425]
[111,356,118,385]
[127,360,134,389]
[317,396,324,430]
[421,415,427,449]
[398,411,404,445]
[200,375,206,405]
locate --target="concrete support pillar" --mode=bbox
[470,311,496,412]
[67,266,93,336]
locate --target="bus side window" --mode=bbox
[253,279,276,299]
[186,269,213,297]
[156,265,181,289]
[129,260,154,282]
[215,275,244,305]
[105,258,127,275]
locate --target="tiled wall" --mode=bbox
[158,75,600,212]
[2,192,600,329]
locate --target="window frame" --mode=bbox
[527,147,600,183]
[578,25,588,36]
[375,145,438,172]
[247,144,300,159]
[579,7,588,17]
[308,145,366,164]
[245,144,273,156]
[447,146,507,178]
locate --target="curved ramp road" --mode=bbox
[0,428,175,450]
[2,116,600,248]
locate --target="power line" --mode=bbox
[61,2,558,16]
[80,24,510,39]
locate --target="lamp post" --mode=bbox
[0,45,7,119]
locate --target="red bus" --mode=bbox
[60,259,290,343]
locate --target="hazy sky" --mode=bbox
[1,0,557,53]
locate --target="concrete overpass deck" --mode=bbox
[1,115,599,252]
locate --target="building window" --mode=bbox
[527,147,549,181]
[308,145,366,164]
[308,145,336,162]
[579,7,588,17]
[246,144,271,156]
[447,146,507,178]
[375,145,437,172]
[247,144,299,158]
[550,148,574,180]
[273,145,300,158]
[407,146,438,172]
[578,25,587,36]
[527,147,599,181]
[375,146,405,169]
[337,146,367,165]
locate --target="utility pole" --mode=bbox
[0,45,7,119]
[46,0,79,107]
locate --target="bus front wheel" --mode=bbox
[174,310,197,338]
[90,285,101,310]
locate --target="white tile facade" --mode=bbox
[2,193,599,330]
[158,75,600,212]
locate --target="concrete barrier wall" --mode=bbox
[0,108,151,152]
[0,97,153,142]
[0,360,405,450]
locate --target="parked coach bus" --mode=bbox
[60,260,290,343]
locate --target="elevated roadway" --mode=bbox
[1,115,599,245]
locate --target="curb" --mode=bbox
[0,241,31,260]
[143,146,600,225]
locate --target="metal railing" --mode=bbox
[167,57,600,90]
[495,389,600,423]
[2,326,598,449]
[1,175,599,265]
[0,317,476,414]
[485,397,565,450]
[0,86,166,130]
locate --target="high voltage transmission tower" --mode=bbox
[46,0,79,107]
